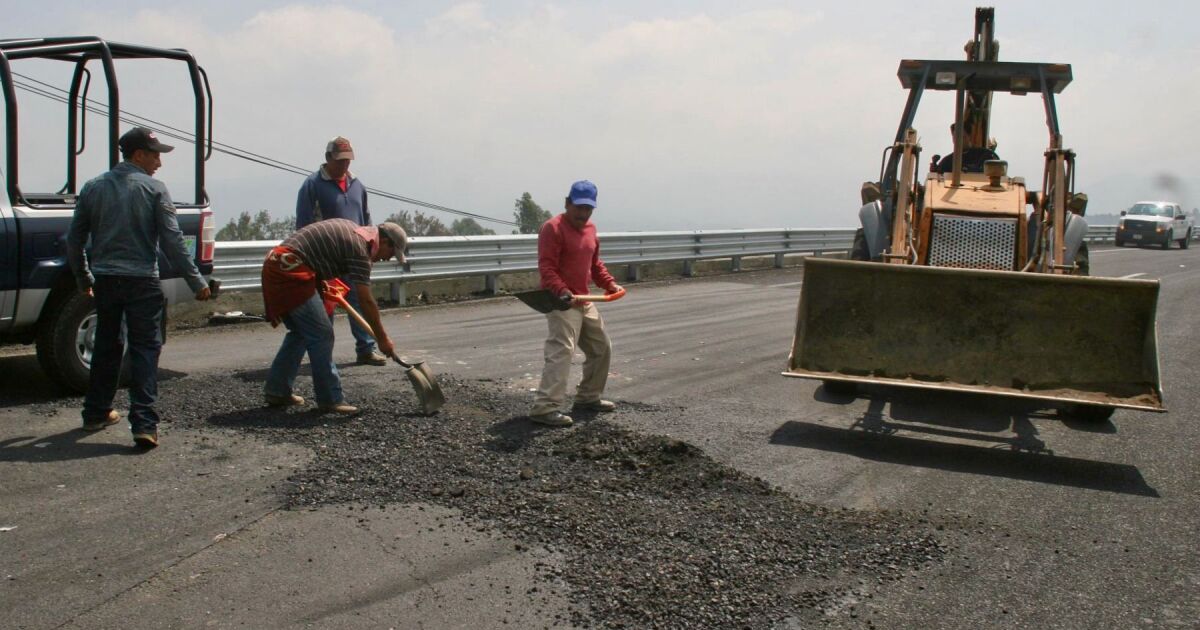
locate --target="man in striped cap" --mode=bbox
[260,219,407,414]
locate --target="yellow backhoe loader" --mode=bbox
[784,8,1164,421]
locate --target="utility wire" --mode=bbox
[10,72,519,227]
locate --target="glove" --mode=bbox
[559,292,574,307]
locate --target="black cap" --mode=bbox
[118,127,174,154]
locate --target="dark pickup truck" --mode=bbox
[0,38,216,391]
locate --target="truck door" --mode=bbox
[0,174,14,331]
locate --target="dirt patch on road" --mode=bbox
[154,370,947,629]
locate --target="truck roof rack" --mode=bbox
[0,36,211,206]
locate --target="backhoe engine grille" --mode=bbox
[928,214,1016,270]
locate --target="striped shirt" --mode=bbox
[281,218,373,285]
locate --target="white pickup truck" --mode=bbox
[1116,200,1194,249]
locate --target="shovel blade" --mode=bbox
[515,289,568,314]
[786,258,1164,411]
[402,361,446,415]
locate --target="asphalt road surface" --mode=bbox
[2,244,1197,629]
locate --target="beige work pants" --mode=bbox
[530,303,612,416]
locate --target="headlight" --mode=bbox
[1156,225,1165,232]
[1118,220,1125,229]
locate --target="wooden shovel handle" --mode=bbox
[329,293,419,368]
[573,287,626,303]
[329,294,375,339]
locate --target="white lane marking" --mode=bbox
[1120,273,1146,279]
[1090,248,1140,255]
[774,281,804,289]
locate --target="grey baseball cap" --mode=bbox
[377,222,408,263]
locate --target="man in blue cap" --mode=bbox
[529,180,623,427]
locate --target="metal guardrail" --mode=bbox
[211,224,1177,298]
[214,228,855,297]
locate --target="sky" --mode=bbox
[2,1,1197,232]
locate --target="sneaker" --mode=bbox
[356,351,388,366]
[318,402,360,415]
[530,411,574,427]
[265,393,305,407]
[573,399,616,413]
[132,431,159,449]
[82,410,121,432]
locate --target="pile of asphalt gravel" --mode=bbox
[154,369,947,629]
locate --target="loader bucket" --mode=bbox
[785,258,1164,412]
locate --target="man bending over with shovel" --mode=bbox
[529,180,624,427]
[261,218,407,414]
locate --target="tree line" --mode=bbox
[216,192,554,240]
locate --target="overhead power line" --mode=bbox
[9,71,519,227]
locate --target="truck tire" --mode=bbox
[1161,230,1172,250]
[1179,229,1190,249]
[35,292,130,393]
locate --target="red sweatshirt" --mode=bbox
[538,213,618,297]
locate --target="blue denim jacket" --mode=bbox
[67,161,207,293]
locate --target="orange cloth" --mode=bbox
[261,247,350,326]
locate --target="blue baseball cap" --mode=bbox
[568,180,598,207]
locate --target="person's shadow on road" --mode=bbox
[0,426,148,462]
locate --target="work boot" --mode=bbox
[356,350,388,366]
[265,393,305,407]
[318,402,360,415]
[573,399,616,413]
[132,430,159,450]
[82,410,121,432]
[530,411,573,427]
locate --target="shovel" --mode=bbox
[515,287,626,313]
[328,293,446,415]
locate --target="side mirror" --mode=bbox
[1120,210,1127,216]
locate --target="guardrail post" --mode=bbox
[682,260,694,277]
[773,253,785,268]
[389,281,407,305]
[731,256,742,272]
[484,274,498,295]
[626,264,641,282]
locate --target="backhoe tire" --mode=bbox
[35,292,131,393]
[850,228,870,261]
[822,380,857,396]
[1179,229,1190,249]
[1161,231,1172,250]
[1061,403,1116,423]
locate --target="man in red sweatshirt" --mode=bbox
[530,180,624,427]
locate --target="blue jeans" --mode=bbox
[83,275,163,434]
[339,278,376,356]
[265,292,345,405]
